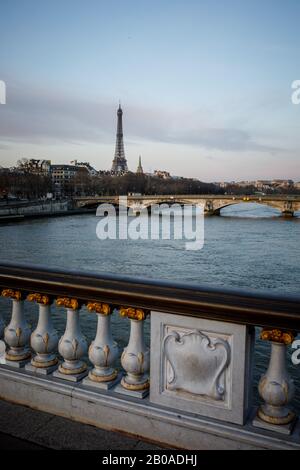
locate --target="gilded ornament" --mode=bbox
[56,297,79,310]
[6,351,31,362]
[119,307,147,321]
[121,376,150,391]
[31,357,58,368]
[260,329,295,345]
[27,293,50,305]
[1,289,22,301]
[87,302,111,316]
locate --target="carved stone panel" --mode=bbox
[164,329,230,401]
[150,313,254,425]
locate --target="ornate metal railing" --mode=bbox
[0,262,299,447]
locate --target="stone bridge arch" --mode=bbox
[129,197,207,215]
[75,195,300,217]
[208,199,299,217]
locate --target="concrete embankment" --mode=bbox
[0,201,94,222]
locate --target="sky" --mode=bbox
[0,0,299,181]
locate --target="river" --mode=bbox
[0,202,299,412]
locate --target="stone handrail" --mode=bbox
[0,262,299,449]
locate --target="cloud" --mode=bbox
[0,82,283,154]
[165,127,283,153]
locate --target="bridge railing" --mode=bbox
[0,262,299,449]
[75,194,300,217]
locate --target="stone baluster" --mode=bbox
[25,294,59,375]
[0,309,5,339]
[253,328,296,434]
[53,297,88,382]
[115,307,150,398]
[282,201,294,218]
[83,302,120,390]
[1,289,31,367]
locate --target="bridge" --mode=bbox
[75,194,300,217]
[0,263,299,449]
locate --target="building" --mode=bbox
[235,181,254,188]
[111,104,128,174]
[70,160,98,176]
[255,180,272,191]
[51,164,80,195]
[136,156,143,175]
[271,179,294,188]
[18,159,51,175]
[154,170,171,179]
[0,167,10,175]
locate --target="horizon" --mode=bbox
[0,0,299,181]
[1,153,300,184]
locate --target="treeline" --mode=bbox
[0,173,52,199]
[67,173,300,196]
[85,173,222,196]
[224,183,300,196]
[0,171,221,199]
[1,170,300,200]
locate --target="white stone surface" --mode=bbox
[4,358,31,368]
[53,368,88,382]
[256,342,295,427]
[0,366,299,450]
[253,413,296,435]
[82,372,122,391]
[4,300,31,363]
[25,363,58,375]
[121,318,149,390]
[88,313,118,381]
[163,330,230,400]
[150,311,254,425]
[30,304,58,367]
[57,308,87,374]
[114,382,149,399]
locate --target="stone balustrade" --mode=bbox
[0,292,150,396]
[0,263,299,449]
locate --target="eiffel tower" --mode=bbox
[111,103,128,174]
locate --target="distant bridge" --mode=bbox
[74,194,300,217]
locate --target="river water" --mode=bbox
[0,203,299,412]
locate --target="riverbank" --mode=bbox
[0,208,94,223]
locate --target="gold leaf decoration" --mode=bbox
[1,289,22,301]
[27,293,50,305]
[260,328,295,345]
[15,327,22,338]
[119,307,147,321]
[87,302,111,316]
[103,344,110,366]
[56,297,79,310]
[43,332,50,352]
[72,338,79,358]
[15,327,22,346]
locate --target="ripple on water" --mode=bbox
[0,205,299,412]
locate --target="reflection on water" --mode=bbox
[222,202,300,219]
[0,203,299,412]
